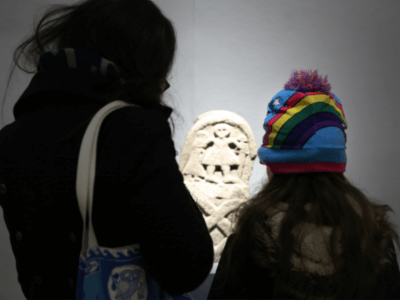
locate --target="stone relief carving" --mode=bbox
[179,110,257,262]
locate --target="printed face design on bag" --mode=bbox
[109,266,147,300]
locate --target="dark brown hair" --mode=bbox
[1,0,181,139]
[2,0,399,299]
[216,172,400,299]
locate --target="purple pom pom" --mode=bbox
[284,69,332,94]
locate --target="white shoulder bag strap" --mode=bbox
[76,100,138,254]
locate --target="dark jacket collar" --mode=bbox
[13,49,173,120]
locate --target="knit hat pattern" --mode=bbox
[257,69,348,174]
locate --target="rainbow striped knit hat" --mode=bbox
[257,69,348,174]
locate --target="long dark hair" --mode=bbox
[1,0,180,141]
[217,172,400,299]
[2,0,399,299]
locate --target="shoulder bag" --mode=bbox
[75,100,193,300]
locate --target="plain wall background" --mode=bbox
[1,0,399,299]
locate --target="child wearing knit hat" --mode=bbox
[208,69,400,300]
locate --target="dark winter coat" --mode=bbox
[208,199,400,300]
[0,66,214,299]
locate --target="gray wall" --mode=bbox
[1,0,399,299]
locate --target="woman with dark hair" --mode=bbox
[206,69,400,299]
[0,1,399,300]
[0,0,214,299]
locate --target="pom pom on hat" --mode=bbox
[284,69,332,94]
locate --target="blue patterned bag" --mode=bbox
[75,100,193,300]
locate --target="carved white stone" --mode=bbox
[179,110,257,262]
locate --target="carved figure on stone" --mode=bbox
[201,124,240,184]
[179,110,257,262]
